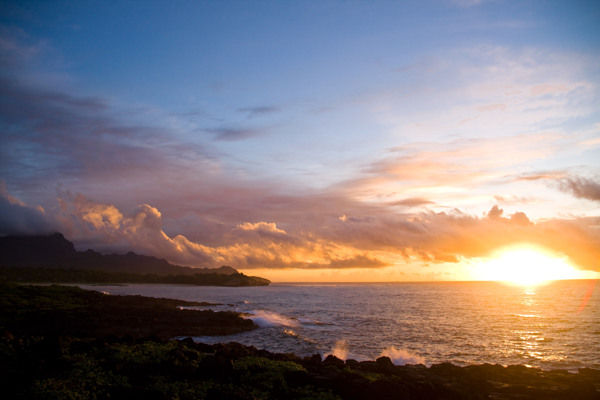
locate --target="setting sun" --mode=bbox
[475,245,584,286]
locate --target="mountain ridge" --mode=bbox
[0,233,238,276]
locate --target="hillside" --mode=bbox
[0,233,269,286]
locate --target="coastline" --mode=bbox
[1,283,599,399]
[0,283,255,339]
[2,335,599,400]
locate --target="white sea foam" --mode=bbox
[380,346,425,365]
[327,339,349,360]
[245,310,299,328]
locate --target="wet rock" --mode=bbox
[178,336,195,347]
[376,356,396,374]
[224,341,250,358]
[323,354,345,369]
[303,353,322,366]
[346,358,360,370]
[359,360,380,373]
[272,352,301,363]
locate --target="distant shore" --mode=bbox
[1,283,599,399]
[0,266,271,287]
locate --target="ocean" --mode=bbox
[80,280,600,371]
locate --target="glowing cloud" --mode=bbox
[23,193,595,275]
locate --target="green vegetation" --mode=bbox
[0,282,255,338]
[0,336,341,400]
[4,334,599,400]
[0,266,270,286]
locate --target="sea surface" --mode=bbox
[80,280,600,370]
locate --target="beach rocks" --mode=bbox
[2,335,599,400]
[323,354,346,369]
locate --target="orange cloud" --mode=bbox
[237,222,287,234]
[4,190,598,275]
[50,193,600,273]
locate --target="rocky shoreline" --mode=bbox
[2,336,599,400]
[1,283,599,399]
[0,283,256,338]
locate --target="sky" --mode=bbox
[1,0,599,282]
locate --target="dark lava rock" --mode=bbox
[376,356,397,374]
[359,360,380,373]
[323,354,346,369]
[346,358,360,370]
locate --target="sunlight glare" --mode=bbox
[475,245,583,286]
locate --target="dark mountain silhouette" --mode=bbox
[0,233,237,276]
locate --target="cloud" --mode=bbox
[41,192,599,272]
[388,198,435,208]
[237,222,287,235]
[0,33,229,206]
[516,172,600,202]
[318,205,599,271]
[0,70,226,211]
[3,185,598,273]
[0,78,162,180]
[557,177,600,202]
[493,195,533,205]
[237,106,280,119]
[515,171,567,181]
[55,193,213,265]
[530,84,569,96]
[0,183,56,235]
[333,133,563,205]
[50,192,391,269]
[1,28,598,277]
[376,45,599,151]
[207,127,265,141]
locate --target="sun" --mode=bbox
[475,245,584,286]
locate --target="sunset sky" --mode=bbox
[1,0,599,282]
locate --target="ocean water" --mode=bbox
[80,280,600,370]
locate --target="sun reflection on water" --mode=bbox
[501,285,571,365]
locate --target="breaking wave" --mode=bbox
[326,339,350,360]
[380,346,425,365]
[245,310,299,328]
